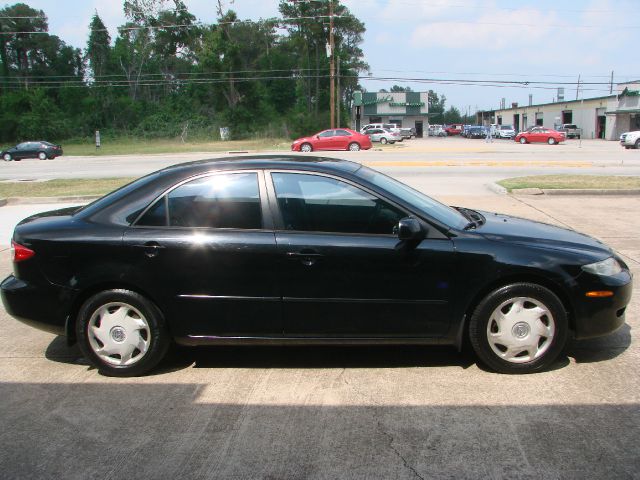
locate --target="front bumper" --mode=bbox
[1,275,74,336]
[572,271,633,339]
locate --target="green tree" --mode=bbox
[86,13,112,79]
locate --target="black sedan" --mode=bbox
[2,141,63,161]
[1,156,632,376]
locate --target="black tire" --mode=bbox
[76,289,170,377]
[38,151,47,160]
[300,143,313,152]
[348,142,361,151]
[3,153,12,161]
[380,137,388,145]
[468,283,568,374]
[519,137,527,144]
[548,137,556,145]
[635,139,640,150]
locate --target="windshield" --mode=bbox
[356,166,468,229]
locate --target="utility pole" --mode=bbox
[329,0,335,128]
[576,74,581,100]
[610,70,614,94]
[336,54,341,127]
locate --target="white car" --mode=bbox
[361,123,403,140]
[495,125,516,139]
[620,130,640,149]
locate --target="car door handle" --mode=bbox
[134,242,165,258]
[286,250,323,266]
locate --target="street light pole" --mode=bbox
[329,0,335,129]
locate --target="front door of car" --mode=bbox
[14,143,30,160]
[122,171,282,340]
[315,130,336,150]
[268,171,455,338]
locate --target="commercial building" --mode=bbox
[489,81,640,140]
[606,81,640,139]
[352,91,429,137]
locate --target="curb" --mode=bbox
[511,188,640,196]
[486,183,507,195]
[1,195,100,206]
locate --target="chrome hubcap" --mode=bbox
[487,297,555,363]
[88,302,150,366]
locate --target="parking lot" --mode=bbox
[0,178,638,478]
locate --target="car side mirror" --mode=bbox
[397,217,423,241]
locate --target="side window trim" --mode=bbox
[131,170,273,231]
[265,169,410,236]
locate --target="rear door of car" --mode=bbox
[334,129,353,149]
[122,170,282,340]
[266,170,454,338]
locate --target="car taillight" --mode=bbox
[11,241,35,263]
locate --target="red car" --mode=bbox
[444,124,463,136]
[515,127,566,145]
[291,128,372,152]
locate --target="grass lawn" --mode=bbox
[498,175,640,192]
[59,138,291,156]
[0,178,135,197]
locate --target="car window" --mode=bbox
[137,172,262,229]
[318,130,334,138]
[272,173,405,235]
[17,143,29,149]
[335,129,351,136]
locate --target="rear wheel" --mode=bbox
[548,137,556,145]
[469,283,567,374]
[635,139,640,150]
[380,137,388,145]
[76,289,170,377]
[300,143,313,153]
[348,142,361,151]
[38,152,47,160]
[519,137,527,144]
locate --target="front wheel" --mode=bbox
[76,289,170,377]
[469,283,568,374]
[300,143,313,153]
[348,142,361,151]
[3,153,12,161]
[548,137,556,145]
[519,137,527,144]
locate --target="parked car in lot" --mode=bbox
[1,156,632,376]
[557,123,581,139]
[291,128,372,152]
[1,141,63,161]
[428,125,447,137]
[620,130,640,149]
[365,128,401,144]
[444,124,463,136]
[515,127,566,145]
[398,127,416,139]
[466,126,487,139]
[496,125,516,139]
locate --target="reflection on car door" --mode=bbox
[268,171,455,338]
[334,129,352,149]
[122,171,282,340]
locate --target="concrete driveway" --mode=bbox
[0,194,638,479]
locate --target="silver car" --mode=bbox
[365,128,402,144]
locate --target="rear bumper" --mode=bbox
[1,275,73,336]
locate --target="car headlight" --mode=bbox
[582,257,622,276]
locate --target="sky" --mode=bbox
[17,0,640,114]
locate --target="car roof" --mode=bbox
[159,155,363,176]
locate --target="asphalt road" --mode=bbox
[0,191,638,479]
